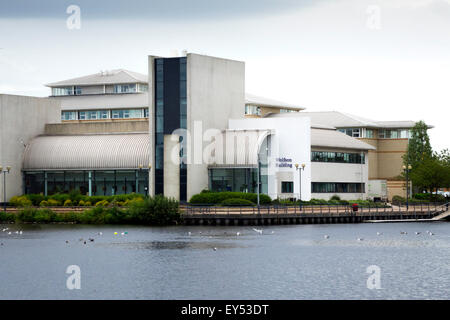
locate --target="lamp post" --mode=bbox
[147,164,151,197]
[138,164,152,197]
[295,163,305,210]
[0,166,12,212]
[402,164,412,210]
[257,154,260,207]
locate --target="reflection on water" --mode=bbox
[100,241,243,250]
[0,222,449,300]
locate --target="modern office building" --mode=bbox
[47,69,149,122]
[0,52,429,203]
[269,112,432,199]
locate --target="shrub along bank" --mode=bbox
[189,191,272,205]
[9,192,145,208]
[1,195,180,226]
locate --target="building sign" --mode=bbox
[276,157,293,168]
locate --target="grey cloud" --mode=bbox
[0,0,323,20]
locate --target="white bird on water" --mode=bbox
[357,238,364,241]
[236,232,240,236]
[188,231,192,236]
[415,232,421,235]
[324,235,329,239]
[213,247,217,251]
[376,232,382,236]
[252,228,263,235]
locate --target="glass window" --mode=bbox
[74,86,82,95]
[156,116,164,132]
[138,84,148,92]
[245,105,261,116]
[400,130,408,138]
[390,130,398,139]
[110,109,143,119]
[180,80,186,98]
[281,181,293,193]
[61,111,77,120]
[311,151,365,164]
[378,129,385,138]
[79,111,86,120]
[365,129,374,138]
[114,84,137,93]
[52,87,74,96]
[87,111,97,119]
[312,182,365,193]
[352,128,360,137]
[100,110,109,119]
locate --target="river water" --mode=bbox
[0,222,449,299]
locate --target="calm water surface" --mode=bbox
[0,222,449,299]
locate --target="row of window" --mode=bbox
[311,151,365,164]
[378,129,410,139]
[245,105,261,116]
[280,182,365,193]
[338,128,410,139]
[52,83,148,96]
[61,108,149,120]
[244,105,298,116]
[312,182,365,193]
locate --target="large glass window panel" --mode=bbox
[61,111,77,120]
[281,181,293,193]
[156,84,163,99]
[114,84,137,93]
[180,80,186,98]
[156,116,164,133]
[390,130,398,138]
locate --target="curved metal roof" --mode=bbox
[23,134,150,170]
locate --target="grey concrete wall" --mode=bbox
[45,120,148,135]
[0,94,61,201]
[148,56,156,197]
[186,54,245,200]
[163,135,180,200]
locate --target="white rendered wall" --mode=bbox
[229,117,311,201]
[311,149,369,200]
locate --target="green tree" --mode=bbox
[403,120,433,169]
[410,151,450,194]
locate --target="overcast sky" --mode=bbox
[0,0,449,151]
